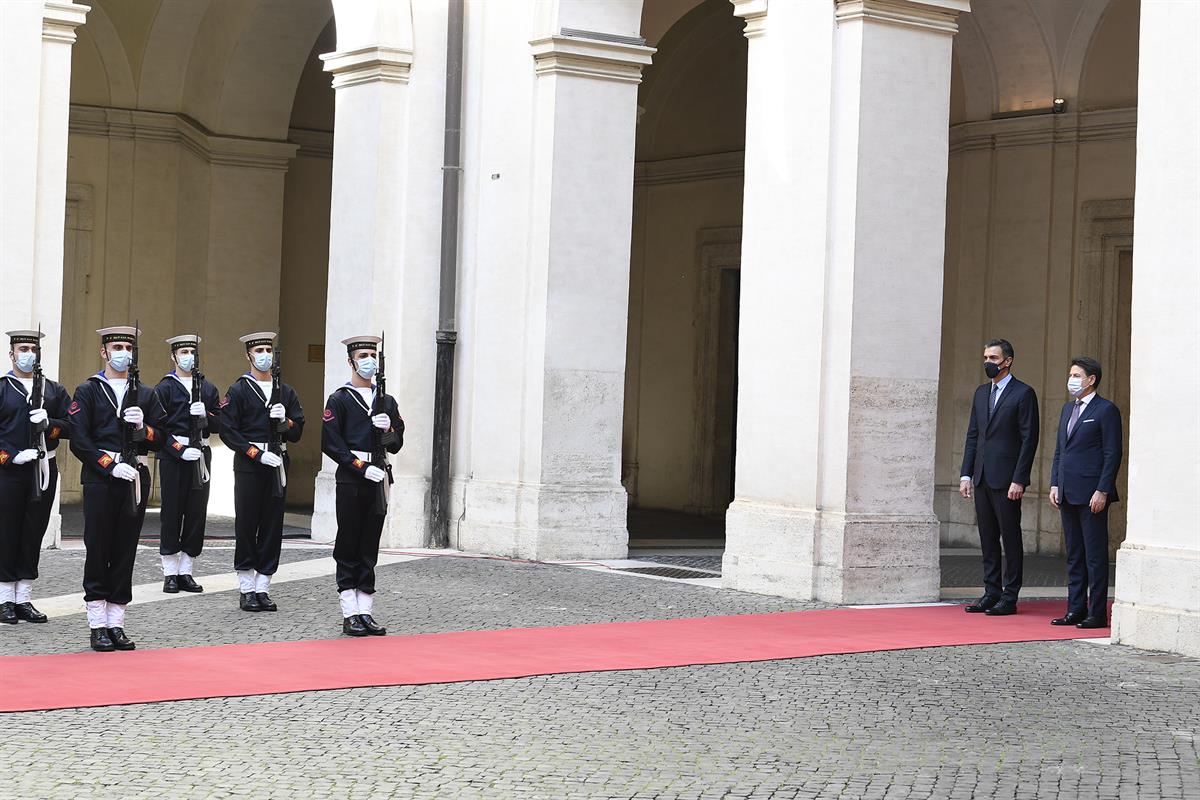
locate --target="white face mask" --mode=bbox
[355,357,378,380]
[15,352,36,373]
[108,350,133,372]
[177,354,195,373]
[252,351,273,372]
[1067,376,1086,397]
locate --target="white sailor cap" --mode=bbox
[165,334,201,351]
[97,326,139,345]
[5,330,44,347]
[341,335,382,355]
[239,331,276,350]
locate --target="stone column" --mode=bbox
[312,0,441,548]
[457,29,653,560]
[723,0,967,603]
[1112,1,1200,657]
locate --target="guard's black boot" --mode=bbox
[256,593,277,612]
[0,602,17,624]
[177,574,203,593]
[107,627,136,650]
[358,614,387,636]
[14,602,47,623]
[163,575,179,593]
[90,628,115,652]
[342,615,368,637]
[240,592,262,612]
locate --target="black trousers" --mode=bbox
[0,462,58,582]
[82,466,150,604]
[233,464,285,575]
[333,481,386,593]
[159,449,211,558]
[1061,501,1110,620]
[974,484,1024,602]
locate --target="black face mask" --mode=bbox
[984,361,1003,379]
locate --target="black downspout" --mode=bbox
[429,0,465,548]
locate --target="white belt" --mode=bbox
[102,449,148,466]
[173,434,211,447]
[351,450,372,463]
[251,441,287,453]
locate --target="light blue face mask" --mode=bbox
[108,350,133,372]
[355,357,378,380]
[177,354,195,373]
[15,352,36,373]
[252,351,273,372]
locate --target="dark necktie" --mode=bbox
[1067,399,1083,436]
[989,383,999,416]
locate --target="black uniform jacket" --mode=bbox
[0,371,71,477]
[68,373,166,483]
[321,384,404,483]
[218,374,304,473]
[153,372,222,462]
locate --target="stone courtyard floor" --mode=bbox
[1,539,1197,800]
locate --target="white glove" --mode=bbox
[122,406,144,429]
[371,413,390,430]
[269,403,286,420]
[28,408,48,425]
[181,447,202,462]
[260,451,283,468]
[13,449,39,465]
[363,465,386,483]
[189,401,207,417]
[112,463,139,481]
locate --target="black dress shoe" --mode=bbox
[256,593,277,612]
[1076,616,1109,630]
[163,575,179,593]
[177,574,204,593]
[964,596,1000,613]
[240,592,262,612]
[14,602,47,623]
[0,602,17,624]
[342,615,368,637]
[1051,610,1088,626]
[108,627,136,650]
[359,614,386,636]
[986,600,1018,616]
[90,628,115,652]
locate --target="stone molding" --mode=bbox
[288,127,334,160]
[68,105,298,171]
[530,35,655,84]
[320,46,414,90]
[834,0,969,35]
[42,2,89,44]
[950,108,1137,153]
[729,0,768,39]
[634,151,744,187]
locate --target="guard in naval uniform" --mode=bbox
[68,326,166,652]
[0,329,71,625]
[321,335,403,636]
[153,334,221,594]
[218,332,304,613]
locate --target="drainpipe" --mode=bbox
[428,0,465,548]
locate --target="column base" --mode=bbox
[723,501,940,604]
[1112,543,1200,657]
[313,469,431,549]
[457,478,627,560]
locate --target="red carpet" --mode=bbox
[0,600,1105,712]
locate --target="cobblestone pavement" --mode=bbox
[2,550,1197,799]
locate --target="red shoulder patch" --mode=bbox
[68,401,81,415]
[49,426,61,439]
[323,408,334,422]
[246,446,260,459]
[172,441,184,451]
[98,454,114,468]
[352,458,365,469]
[0,451,9,465]
[219,395,230,409]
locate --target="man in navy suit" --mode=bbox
[1050,356,1122,629]
[960,339,1040,616]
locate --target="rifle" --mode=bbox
[120,321,145,514]
[189,341,210,487]
[29,323,47,501]
[268,339,286,498]
[371,331,395,515]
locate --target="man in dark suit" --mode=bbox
[1049,356,1122,629]
[960,339,1040,616]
